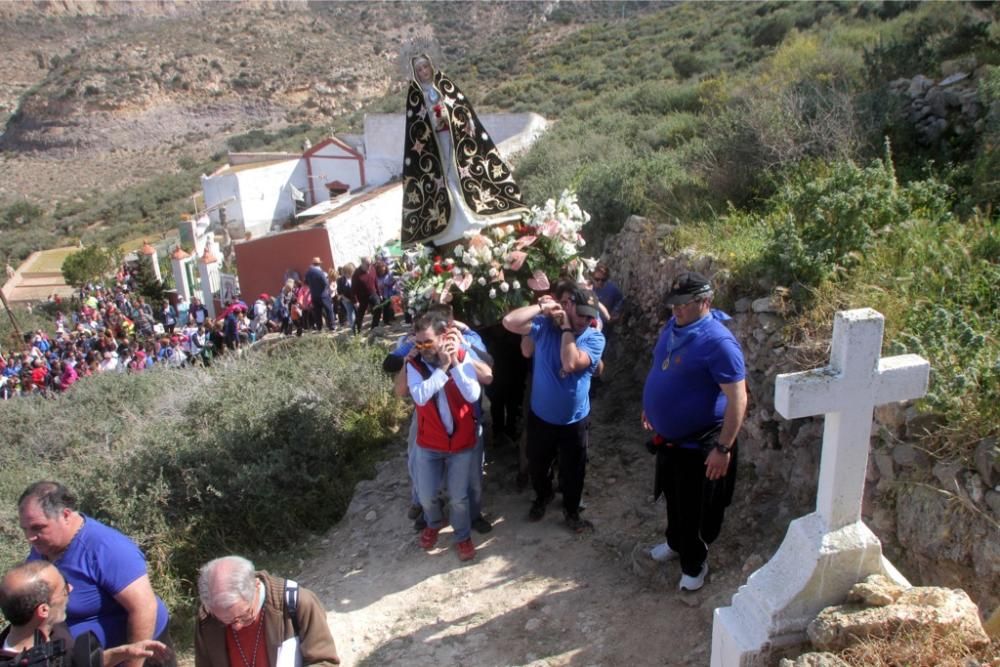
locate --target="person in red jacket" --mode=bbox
[406,312,482,561]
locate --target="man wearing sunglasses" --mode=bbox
[406,313,484,561]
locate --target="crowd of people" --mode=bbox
[0,254,409,400]
[0,261,749,667]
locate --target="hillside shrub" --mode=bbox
[1,201,44,231]
[0,337,406,635]
[761,156,952,289]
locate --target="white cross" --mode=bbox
[774,308,930,531]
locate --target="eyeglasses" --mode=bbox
[215,588,259,628]
[413,340,435,351]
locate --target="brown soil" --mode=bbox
[297,345,787,666]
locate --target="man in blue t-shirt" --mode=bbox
[641,272,747,593]
[503,283,605,532]
[18,481,173,667]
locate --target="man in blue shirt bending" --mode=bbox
[18,481,173,666]
[641,272,747,592]
[503,283,605,532]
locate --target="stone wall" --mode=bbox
[888,59,992,147]
[603,215,1000,617]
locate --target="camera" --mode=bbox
[0,632,101,667]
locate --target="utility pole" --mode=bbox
[0,289,24,350]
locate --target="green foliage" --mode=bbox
[760,156,952,288]
[134,255,166,307]
[60,245,119,288]
[0,337,406,632]
[1,200,43,231]
[225,124,313,153]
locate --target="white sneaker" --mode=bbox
[649,542,678,562]
[678,562,709,592]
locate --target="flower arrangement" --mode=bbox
[400,189,597,327]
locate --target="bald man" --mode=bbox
[0,562,169,667]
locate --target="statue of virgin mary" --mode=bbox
[401,54,528,246]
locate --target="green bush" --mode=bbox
[1,201,44,231]
[760,155,952,288]
[0,337,407,636]
[61,245,119,288]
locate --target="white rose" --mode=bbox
[488,267,498,278]
[453,246,464,258]
[512,280,521,290]
[477,276,487,286]
[489,288,497,299]
[500,282,509,293]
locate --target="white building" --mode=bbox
[200,137,367,240]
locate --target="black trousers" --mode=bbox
[482,325,529,438]
[656,443,738,576]
[527,411,589,517]
[313,297,335,331]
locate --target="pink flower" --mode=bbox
[526,270,550,292]
[541,220,560,238]
[515,235,537,250]
[507,250,527,270]
[454,273,473,292]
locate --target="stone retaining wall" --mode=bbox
[603,215,1000,617]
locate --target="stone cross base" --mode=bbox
[710,513,909,667]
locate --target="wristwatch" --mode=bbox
[715,442,733,454]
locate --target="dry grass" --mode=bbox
[837,625,998,667]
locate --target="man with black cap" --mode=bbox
[641,271,747,592]
[502,281,606,532]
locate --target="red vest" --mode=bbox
[408,351,477,453]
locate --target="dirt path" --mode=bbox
[296,358,782,666]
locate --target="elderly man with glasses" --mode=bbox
[195,556,339,667]
[640,272,748,592]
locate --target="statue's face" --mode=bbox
[414,59,434,84]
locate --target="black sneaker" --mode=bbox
[564,512,593,533]
[413,516,427,531]
[528,494,553,522]
[472,514,493,534]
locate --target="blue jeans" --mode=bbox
[413,445,474,542]
[407,414,420,506]
[408,417,484,518]
[468,426,484,520]
[341,298,356,331]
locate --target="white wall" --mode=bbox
[363,112,548,188]
[325,185,403,268]
[201,171,244,233]
[305,140,365,204]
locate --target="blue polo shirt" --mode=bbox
[28,515,169,649]
[642,313,745,442]
[529,316,605,425]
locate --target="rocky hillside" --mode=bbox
[0,1,654,206]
